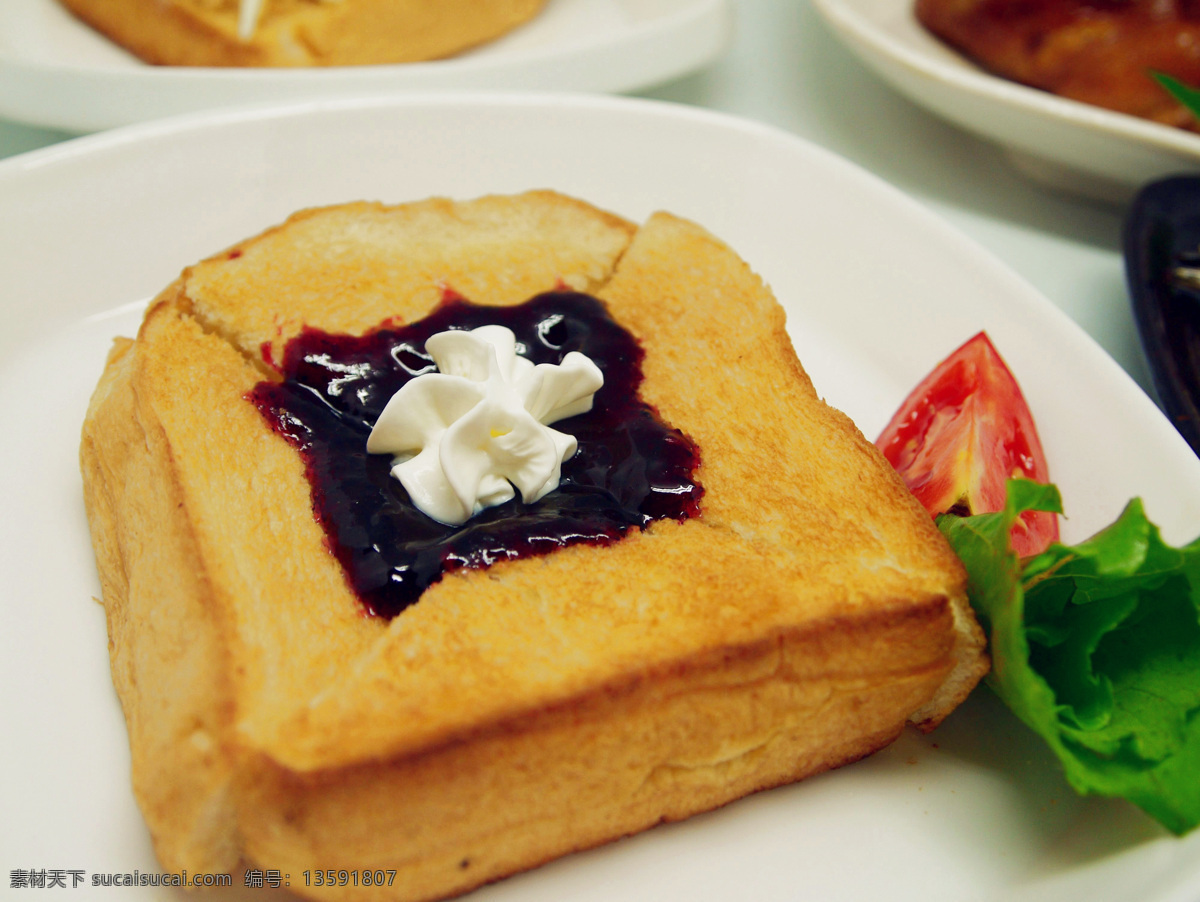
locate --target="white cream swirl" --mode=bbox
[366,325,604,526]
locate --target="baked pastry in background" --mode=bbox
[57,0,547,67]
[916,0,1200,131]
[79,191,987,902]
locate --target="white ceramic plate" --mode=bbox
[811,0,1200,205]
[0,0,730,133]
[4,93,1200,901]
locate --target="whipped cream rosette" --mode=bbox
[367,325,604,526]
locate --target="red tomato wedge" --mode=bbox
[876,331,1058,557]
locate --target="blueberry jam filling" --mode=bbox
[250,291,703,619]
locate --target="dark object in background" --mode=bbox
[1123,175,1200,457]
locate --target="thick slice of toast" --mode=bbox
[80,191,987,901]
[57,0,546,67]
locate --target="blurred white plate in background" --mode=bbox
[812,0,1200,204]
[0,0,730,132]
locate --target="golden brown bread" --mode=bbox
[80,191,987,901]
[57,0,546,67]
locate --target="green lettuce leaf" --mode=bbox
[938,479,1200,834]
[1152,71,1200,121]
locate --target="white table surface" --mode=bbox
[0,0,1152,399]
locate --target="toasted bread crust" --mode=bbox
[80,191,986,900]
[57,0,546,67]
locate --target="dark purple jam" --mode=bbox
[250,291,703,620]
